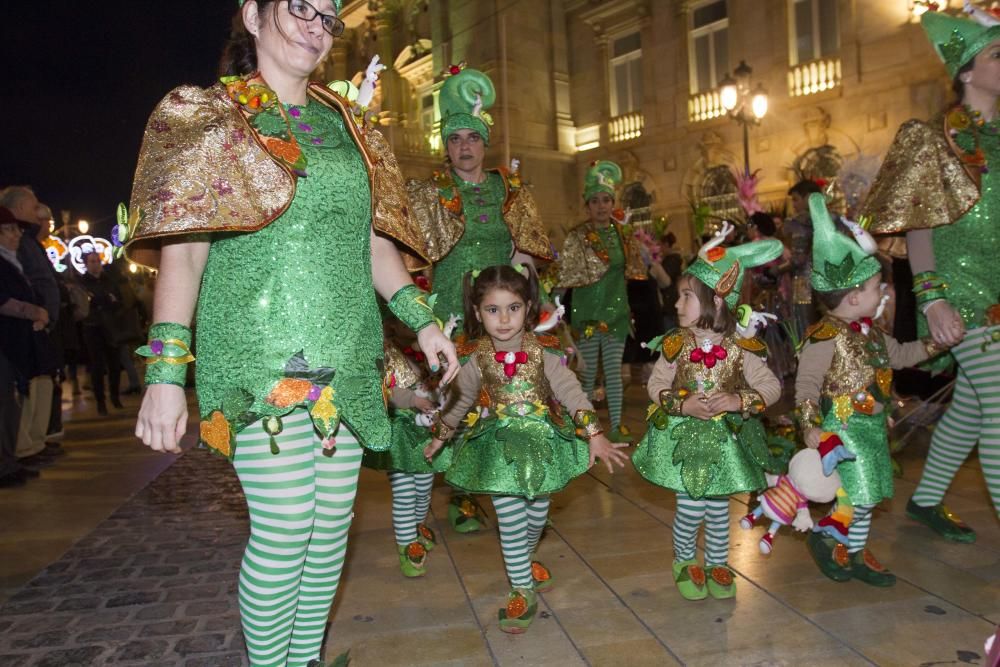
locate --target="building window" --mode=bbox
[609,31,643,117]
[790,0,839,65]
[419,91,437,134]
[689,0,729,94]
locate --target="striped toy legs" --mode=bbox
[703,496,731,566]
[913,327,1000,514]
[672,493,707,562]
[232,409,362,667]
[848,504,876,553]
[492,495,535,589]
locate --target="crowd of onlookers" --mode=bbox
[0,186,152,489]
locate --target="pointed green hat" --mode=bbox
[583,160,622,201]
[809,192,881,292]
[439,66,496,144]
[921,10,1000,78]
[685,226,784,309]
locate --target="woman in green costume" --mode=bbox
[406,63,554,532]
[127,2,457,666]
[556,160,648,443]
[423,265,629,633]
[632,229,782,601]
[863,9,1000,542]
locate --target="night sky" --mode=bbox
[3,2,236,237]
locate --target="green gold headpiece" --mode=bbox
[685,223,784,309]
[809,192,881,292]
[583,160,622,202]
[921,9,1000,78]
[439,64,496,145]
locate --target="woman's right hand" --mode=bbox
[136,384,188,454]
[925,300,966,347]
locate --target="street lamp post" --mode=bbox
[719,60,768,177]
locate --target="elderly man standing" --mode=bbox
[0,186,61,467]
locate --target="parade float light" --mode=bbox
[78,219,89,234]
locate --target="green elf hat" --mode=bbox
[583,160,622,202]
[809,192,881,292]
[921,8,1000,78]
[439,63,496,145]
[685,222,784,309]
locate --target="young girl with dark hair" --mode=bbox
[423,264,629,633]
[632,231,784,601]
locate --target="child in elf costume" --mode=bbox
[796,193,945,586]
[362,341,452,578]
[423,265,629,633]
[632,230,784,601]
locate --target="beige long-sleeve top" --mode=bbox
[440,331,594,429]
[647,328,782,409]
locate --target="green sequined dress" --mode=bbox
[195,101,390,452]
[431,172,514,325]
[362,408,453,474]
[929,128,1000,331]
[570,225,630,342]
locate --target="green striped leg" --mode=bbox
[492,495,537,588]
[672,493,707,562]
[576,335,601,398]
[599,333,626,431]
[232,409,362,667]
[525,496,551,555]
[413,472,435,524]
[913,327,1000,514]
[847,504,876,553]
[703,496,731,566]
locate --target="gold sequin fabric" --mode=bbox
[817,316,891,406]
[405,168,552,264]
[474,332,555,408]
[672,330,750,396]
[126,82,428,270]
[383,342,421,390]
[555,221,647,288]
[862,117,979,258]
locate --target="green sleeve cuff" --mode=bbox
[137,322,194,387]
[388,284,435,333]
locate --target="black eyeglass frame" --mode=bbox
[285,0,345,37]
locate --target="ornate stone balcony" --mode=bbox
[788,57,842,97]
[608,110,644,143]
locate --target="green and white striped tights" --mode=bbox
[577,332,626,431]
[673,494,731,565]
[232,409,362,667]
[492,495,551,588]
[388,471,434,546]
[912,327,1000,517]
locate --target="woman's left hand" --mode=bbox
[416,325,460,385]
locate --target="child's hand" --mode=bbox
[705,392,741,414]
[411,396,437,413]
[424,438,445,462]
[681,393,716,420]
[804,427,821,449]
[588,434,630,473]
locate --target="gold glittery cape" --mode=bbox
[125,82,429,270]
[405,168,553,263]
[555,221,647,288]
[861,116,980,258]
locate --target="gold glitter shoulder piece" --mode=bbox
[405,178,464,263]
[383,342,421,389]
[735,336,768,358]
[661,329,687,362]
[861,117,979,258]
[805,321,839,342]
[126,84,296,269]
[497,172,554,260]
[555,222,611,288]
[620,225,648,281]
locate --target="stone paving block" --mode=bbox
[1,599,55,615]
[142,619,199,637]
[106,639,171,663]
[174,633,227,655]
[163,584,221,603]
[9,630,68,650]
[140,565,181,578]
[106,591,163,608]
[159,576,204,589]
[184,600,231,616]
[33,645,109,666]
[134,603,181,621]
[0,620,11,633]
[0,654,31,666]
[75,624,138,643]
[27,572,76,588]
[55,596,104,612]
[184,653,247,666]
[70,608,132,629]
[9,614,76,635]
[131,553,164,566]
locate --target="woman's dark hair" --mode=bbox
[953,59,975,102]
[219,1,278,78]
[748,211,776,237]
[462,265,540,339]
[787,179,822,198]
[682,274,736,335]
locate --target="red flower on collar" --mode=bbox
[689,342,727,369]
[849,317,873,334]
[403,346,426,363]
[495,350,529,377]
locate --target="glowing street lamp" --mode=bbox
[77,219,89,234]
[717,59,768,176]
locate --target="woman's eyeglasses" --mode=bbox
[287,0,345,37]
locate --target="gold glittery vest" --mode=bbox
[671,330,748,395]
[808,317,893,425]
[472,333,555,411]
